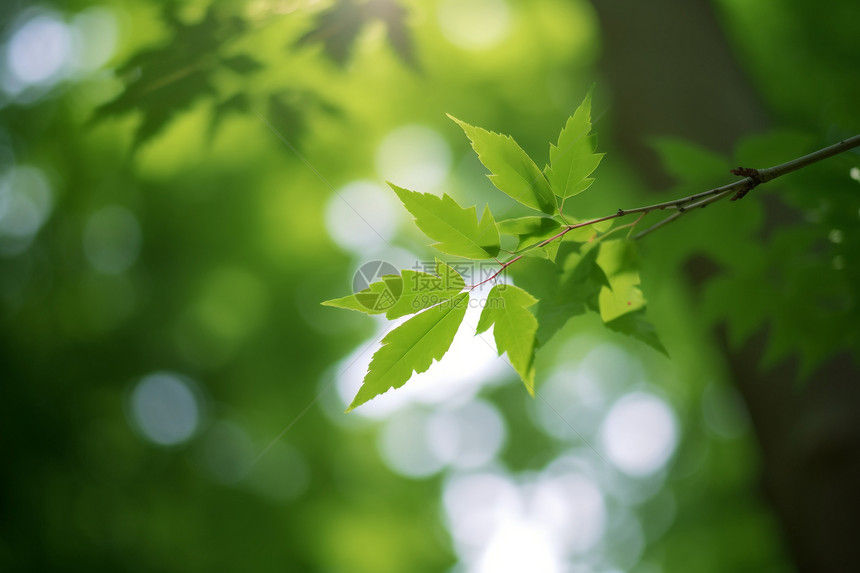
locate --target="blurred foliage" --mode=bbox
[297,0,417,68]
[95,4,256,146]
[94,2,341,147]
[648,133,860,376]
[0,0,857,572]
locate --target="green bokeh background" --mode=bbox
[2,0,859,571]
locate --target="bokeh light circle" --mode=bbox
[438,0,511,51]
[376,125,451,192]
[378,409,445,478]
[129,372,201,447]
[324,181,398,253]
[5,13,71,88]
[427,399,506,469]
[600,391,678,477]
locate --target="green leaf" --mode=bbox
[596,239,646,322]
[390,183,500,259]
[498,216,560,237]
[552,214,614,239]
[209,93,250,140]
[596,240,665,353]
[221,54,264,75]
[598,272,647,322]
[322,259,464,319]
[604,310,668,356]
[322,278,393,315]
[532,244,606,344]
[546,91,605,199]
[347,292,469,411]
[498,216,563,259]
[297,0,417,68]
[363,0,418,69]
[598,240,645,322]
[498,215,614,261]
[93,5,245,148]
[449,116,557,214]
[475,285,539,394]
[268,93,306,142]
[297,0,363,65]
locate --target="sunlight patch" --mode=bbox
[438,0,511,51]
[600,391,678,477]
[376,125,451,193]
[325,181,399,253]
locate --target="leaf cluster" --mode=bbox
[325,92,664,410]
[296,0,417,68]
[94,4,346,148]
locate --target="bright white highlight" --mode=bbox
[324,181,399,253]
[443,469,607,571]
[129,372,200,446]
[6,13,71,87]
[438,0,511,51]
[376,125,451,192]
[83,205,142,274]
[2,7,118,99]
[533,344,639,441]
[477,519,560,573]
[600,392,678,477]
[443,472,522,550]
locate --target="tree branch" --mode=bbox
[472,133,860,286]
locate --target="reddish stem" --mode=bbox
[466,213,620,289]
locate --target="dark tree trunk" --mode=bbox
[589,0,860,571]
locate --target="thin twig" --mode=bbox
[470,134,860,286]
[757,134,860,182]
[632,189,735,239]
